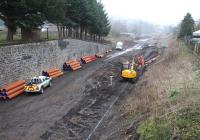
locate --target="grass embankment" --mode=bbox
[121,40,200,140]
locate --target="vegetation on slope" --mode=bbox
[137,41,200,140]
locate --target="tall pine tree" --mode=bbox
[179,13,195,38]
[0,0,111,41]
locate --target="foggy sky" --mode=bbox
[101,0,200,26]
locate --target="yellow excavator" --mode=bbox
[120,55,145,83]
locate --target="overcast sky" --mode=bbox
[101,0,200,26]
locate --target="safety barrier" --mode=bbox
[63,60,82,71]
[95,53,104,58]
[42,68,63,79]
[106,49,112,53]
[81,55,97,64]
[0,80,25,100]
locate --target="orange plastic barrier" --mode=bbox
[90,55,97,61]
[106,49,112,53]
[42,67,63,79]
[8,88,25,99]
[81,55,97,64]
[63,60,81,71]
[95,53,104,58]
[138,56,145,66]
[1,80,25,100]
[6,84,25,96]
[2,80,25,92]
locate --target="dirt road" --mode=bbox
[0,40,158,140]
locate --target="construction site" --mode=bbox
[0,34,174,139]
[1,30,200,140]
[1,0,200,139]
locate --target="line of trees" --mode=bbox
[0,0,111,41]
[178,13,195,38]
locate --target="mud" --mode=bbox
[0,40,160,140]
[40,54,135,140]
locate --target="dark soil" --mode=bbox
[0,43,160,140]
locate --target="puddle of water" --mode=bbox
[136,38,149,42]
[104,44,142,62]
[132,44,143,50]
[104,37,155,62]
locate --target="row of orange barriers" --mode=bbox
[63,54,104,71]
[106,49,112,53]
[0,80,25,100]
[63,60,82,71]
[42,68,64,79]
[81,55,97,64]
[95,53,104,58]
[0,51,112,100]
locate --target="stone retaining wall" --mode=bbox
[0,39,112,86]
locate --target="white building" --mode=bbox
[41,23,58,32]
[193,30,200,37]
[0,26,6,31]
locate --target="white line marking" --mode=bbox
[86,96,119,140]
[109,76,114,86]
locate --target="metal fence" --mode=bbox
[0,29,112,46]
[0,30,60,46]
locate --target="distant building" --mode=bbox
[0,26,6,31]
[192,30,200,54]
[120,32,136,38]
[41,23,57,32]
[193,30,200,37]
[192,30,200,44]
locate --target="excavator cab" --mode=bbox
[120,55,145,82]
[121,61,137,80]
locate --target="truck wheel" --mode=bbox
[49,82,52,87]
[40,87,44,94]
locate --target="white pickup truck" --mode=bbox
[116,41,123,50]
[25,76,52,94]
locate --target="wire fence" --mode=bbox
[0,30,112,46]
[0,30,60,46]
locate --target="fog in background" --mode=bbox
[110,18,158,36]
[101,0,200,35]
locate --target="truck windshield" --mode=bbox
[123,63,129,69]
[31,79,42,84]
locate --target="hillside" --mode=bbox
[95,39,200,140]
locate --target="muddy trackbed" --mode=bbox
[0,42,160,140]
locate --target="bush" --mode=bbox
[138,108,200,140]
[176,108,200,140]
[138,117,172,140]
[169,89,180,100]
